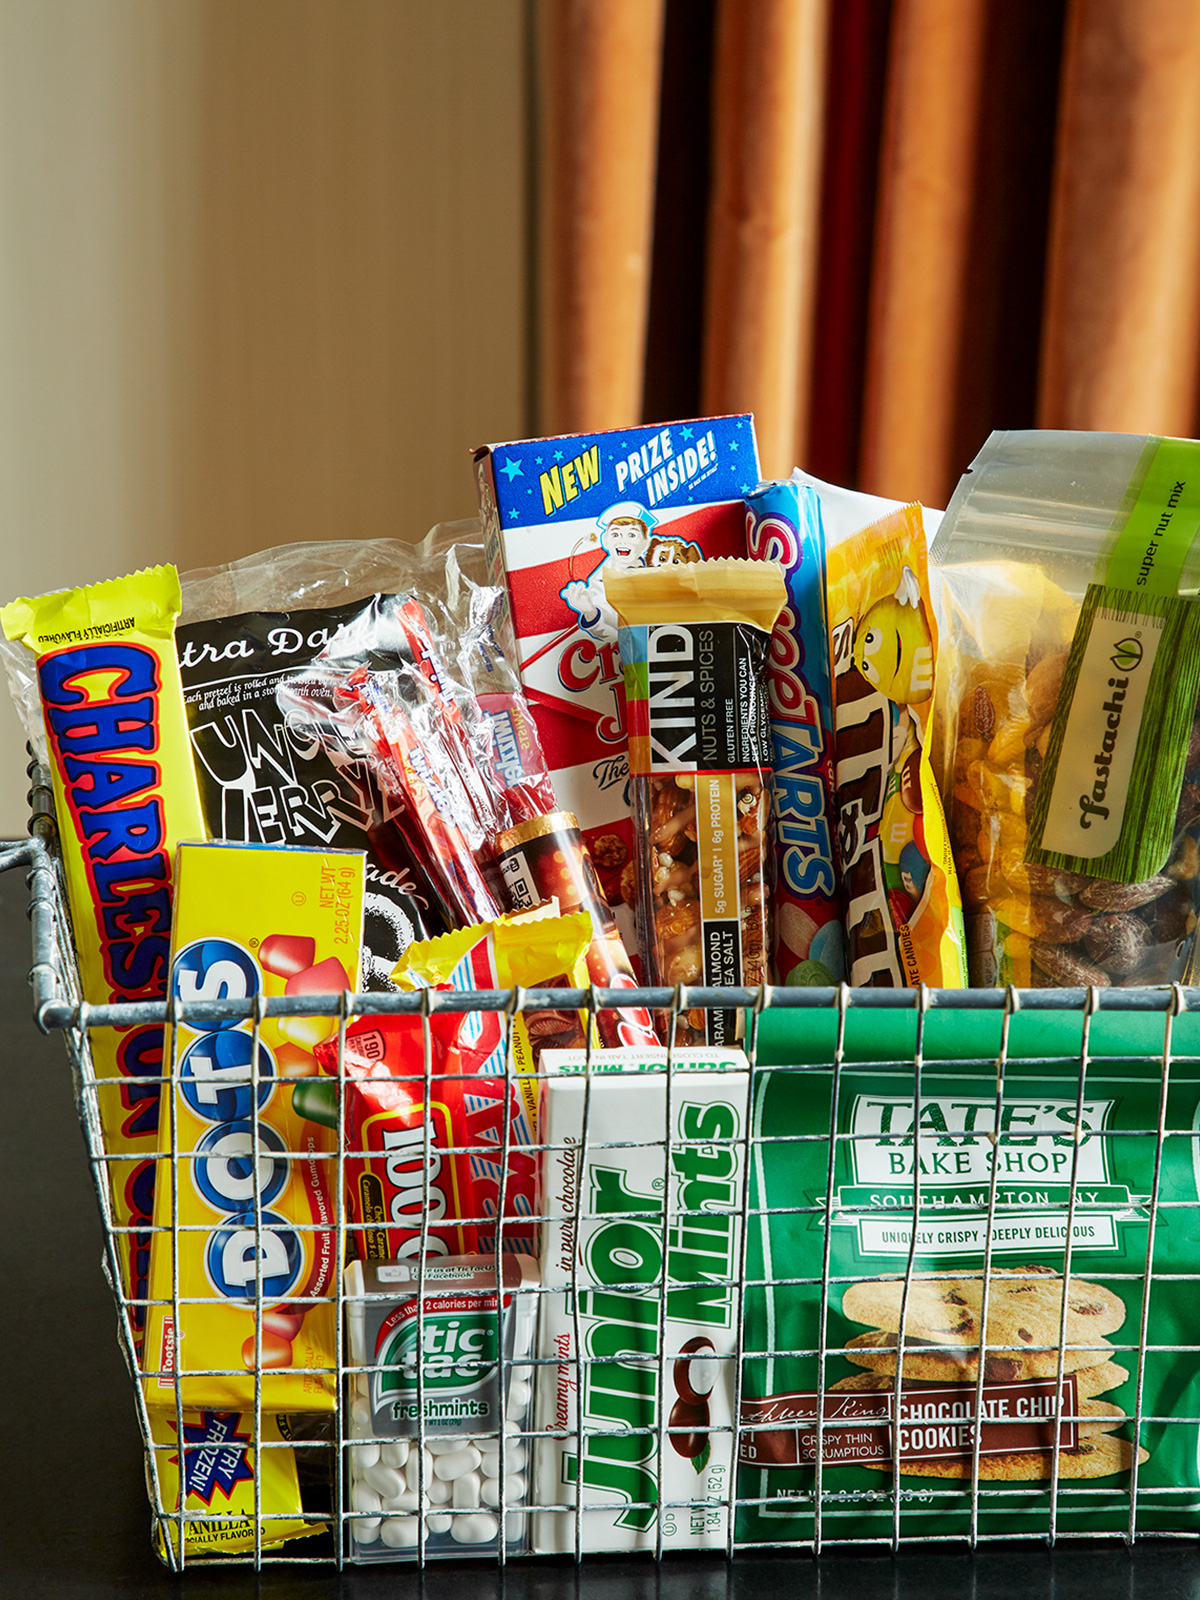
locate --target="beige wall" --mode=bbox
[0,0,529,831]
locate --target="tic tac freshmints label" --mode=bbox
[143,841,364,1412]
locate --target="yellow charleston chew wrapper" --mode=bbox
[1,566,207,1346]
[607,559,785,1046]
[144,841,364,1411]
[825,504,966,986]
[148,1408,319,1559]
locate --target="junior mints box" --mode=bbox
[532,1057,750,1553]
[474,416,759,939]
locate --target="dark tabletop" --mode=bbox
[2,849,1198,1599]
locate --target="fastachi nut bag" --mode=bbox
[932,431,1200,987]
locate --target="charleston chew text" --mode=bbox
[2,566,208,1348]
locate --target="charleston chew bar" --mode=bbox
[1,566,207,1347]
[606,559,785,1044]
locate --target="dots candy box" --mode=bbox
[473,416,760,949]
[532,1058,750,1553]
[143,840,365,1413]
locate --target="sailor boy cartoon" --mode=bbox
[560,501,658,644]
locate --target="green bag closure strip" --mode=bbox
[1102,436,1200,597]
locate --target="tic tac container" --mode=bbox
[143,841,365,1413]
[532,1062,750,1554]
[344,1255,539,1560]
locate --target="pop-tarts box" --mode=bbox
[474,416,759,930]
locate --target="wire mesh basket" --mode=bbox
[8,813,1200,1570]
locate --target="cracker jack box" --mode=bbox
[474,416,760,933]
[144,841,365,1412]
[532,1062,750,1553]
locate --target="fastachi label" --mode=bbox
[1032,438,1200,882]
[1037,603,1163,860]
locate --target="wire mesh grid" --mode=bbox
[7,829,1200,1569]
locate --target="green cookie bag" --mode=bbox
[736,1003,1200,1544]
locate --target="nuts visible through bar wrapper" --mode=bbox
[607,559,785,1045]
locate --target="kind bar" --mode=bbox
[1,566,207,1346]
[745,480,843,984]
[826,503,966,986]
[474,417,759,948]
[495,810,659,1049]
[148,1408,319,1560]
[607,559,785,1045]
[144,841,364,1411]
[344,1255,538,1559]
[533,1066,750,1553]
[735,1003,1200,1541]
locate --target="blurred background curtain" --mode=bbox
[538,0,1200,507]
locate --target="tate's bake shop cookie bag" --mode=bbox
[932,431,1200,989]
[738,1003,1200,1540]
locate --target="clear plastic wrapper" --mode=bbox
[495,810,660,1049]
[277,590,558,932]
[932,430,1200,987]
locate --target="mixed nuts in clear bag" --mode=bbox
[932,429,1200,987]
